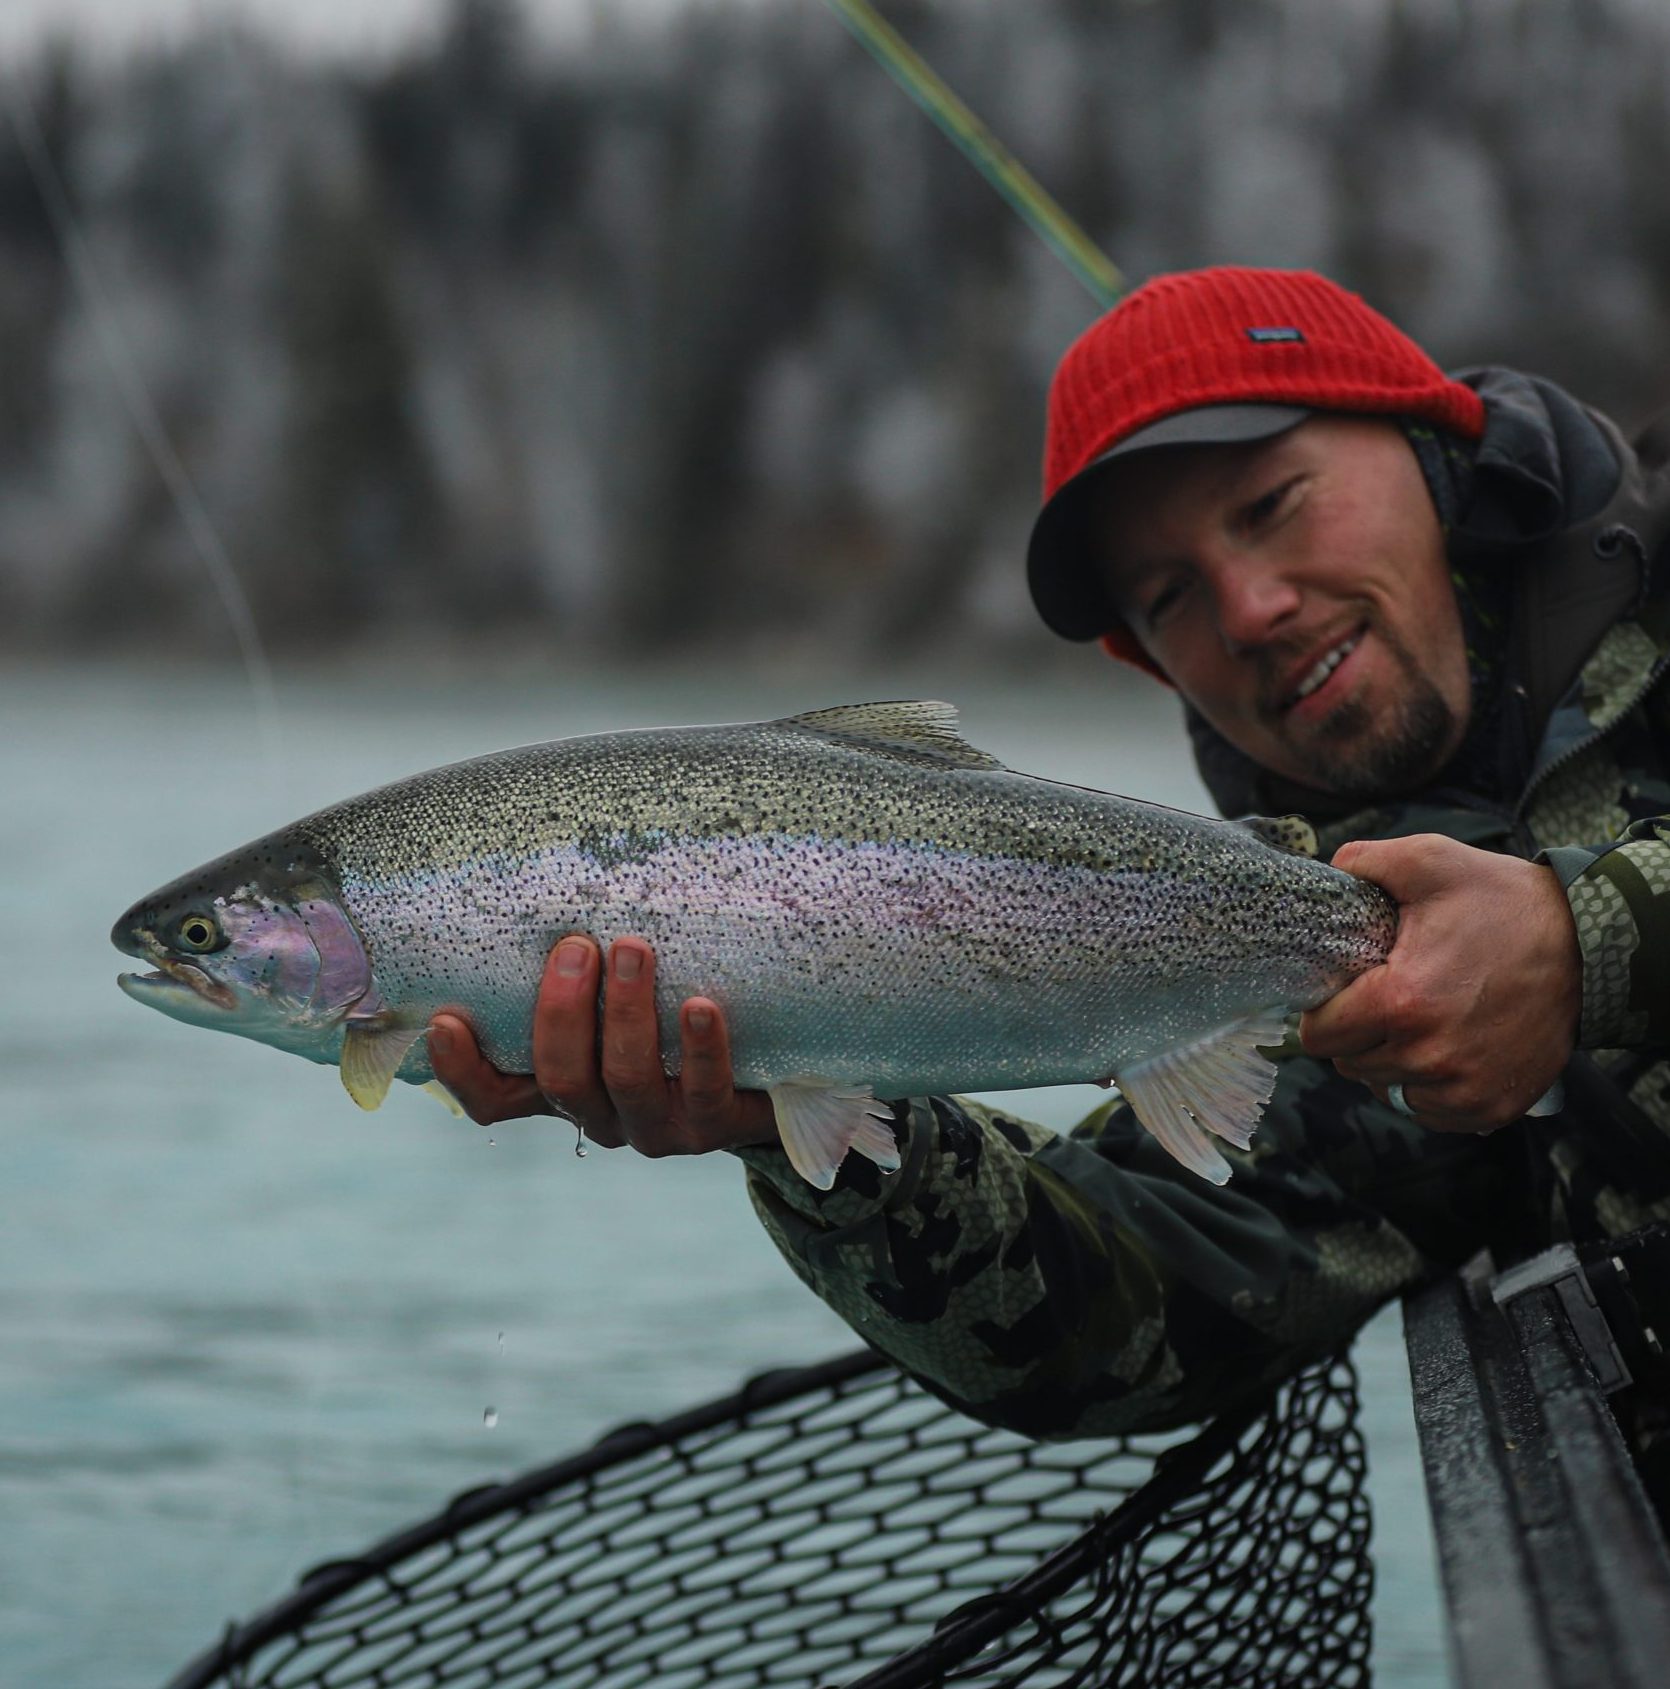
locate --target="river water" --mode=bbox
[0,660,1445,1687]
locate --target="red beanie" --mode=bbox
[1027,267,1487,674]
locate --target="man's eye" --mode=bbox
[1248,478,1300,525]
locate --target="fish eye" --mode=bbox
[175,913,224,954]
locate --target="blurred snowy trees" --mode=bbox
[2,0,1669,657]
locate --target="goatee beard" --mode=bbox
[1306,629,1462,799]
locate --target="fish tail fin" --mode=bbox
[1114,1010,1290,1186]
[767,1078,900,1190]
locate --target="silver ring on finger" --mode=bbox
[1387,1081,1417,1118]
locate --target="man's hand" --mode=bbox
[426,936,779,1155]
[1299,834,1582,1131]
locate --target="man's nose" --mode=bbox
[1213,559,1302,651]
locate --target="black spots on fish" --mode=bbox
[574,825,669,873]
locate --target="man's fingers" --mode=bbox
[1331,833,1461,902]
[677,999,736,1124]
[428,1014,546,1125]
[675,999,779,1149]
[600,938,670,1128]
[1298,973,1389,1060]
[532,936,613,1126]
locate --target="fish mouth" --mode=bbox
[117,958,238,1012]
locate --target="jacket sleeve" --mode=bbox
[1540,816,1670,1050]
[730,1056,1525,1439]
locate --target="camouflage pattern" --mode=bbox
[734,396,1670,1443]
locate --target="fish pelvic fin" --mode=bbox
[1236,814,1321,858]
[423,1079,466,1118]
[340,1018,426,1111]
[780,702,1005,770]
[767,1077,901,1190]
[1114,1009,1291,1186]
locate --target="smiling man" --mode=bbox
[433,268,1670,1503]
[1080,416,1469,798]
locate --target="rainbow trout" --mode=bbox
[111,702,1398,1187]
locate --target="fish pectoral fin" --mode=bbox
[423,1079,466,1118]
[340,1019,427,1111]
[767,1077,900,1191]
[1115,1010,1291,1187]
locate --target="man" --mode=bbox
[429,266,1670,1457]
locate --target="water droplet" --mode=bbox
[496,1331,505,1353]
[482,1406,499,1429]
[487,1137,495,1147]
[574,1124,587,1159]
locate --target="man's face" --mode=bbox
[1089,415,1472,799]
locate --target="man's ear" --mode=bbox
[1099,627,1173,686]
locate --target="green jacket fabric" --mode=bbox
[733,369,1670,1442]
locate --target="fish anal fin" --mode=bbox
[780,702,1005,771]
[340,1019,426,1111]
[1237,814,1320,858]
[1115,1010,1289,1186]
[767,1076,900,1190]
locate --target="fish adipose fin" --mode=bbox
[767,1077,901,1190]
[782,702,1006,770]
[340,1020,427,1110]
[1236,814,1320,858]
[1115,1009,1291,1187]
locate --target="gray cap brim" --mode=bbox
[1027,403,1310,641]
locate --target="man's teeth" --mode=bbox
[1292,636,1360,702]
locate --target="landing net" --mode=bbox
[166,1346,1371,1688]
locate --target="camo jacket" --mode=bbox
[733,372,1670,1440]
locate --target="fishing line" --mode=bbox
[2,66,285,776]
[818,0,1124,310]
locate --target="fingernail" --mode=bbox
[688,1006,713,1034]
[556,940,588,977]
[613,945,642,982]
[429,1025,454,1058]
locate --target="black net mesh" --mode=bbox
[167,1347,1371,1689]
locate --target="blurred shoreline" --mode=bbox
[2,0,1667,664]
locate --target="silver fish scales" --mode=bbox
[111,702,1397,1186]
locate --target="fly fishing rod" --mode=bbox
[818,0,1124,310]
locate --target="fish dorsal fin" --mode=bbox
[780,701,1005,770]
[1237,814,1320,858]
